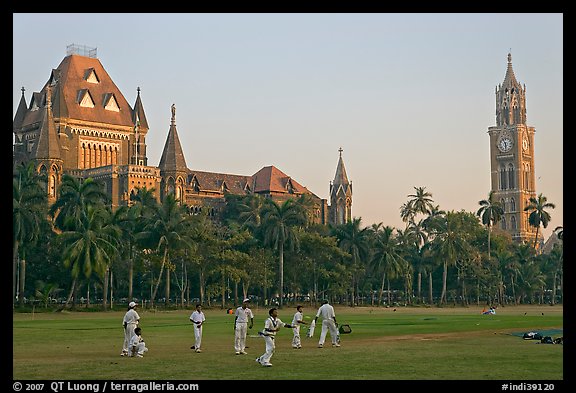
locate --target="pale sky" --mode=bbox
[13,13,563,240]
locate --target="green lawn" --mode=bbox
[13,304,563,380]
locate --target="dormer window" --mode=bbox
[103,93,120,112]
[85,68,99,84]
[77,89,95,108]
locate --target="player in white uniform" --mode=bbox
[121,301,140,356]
[291,305,308,349]
[129,327,148,358]
[234,298,254,355]
[255,308,296,367]
[189,303,205,353]
[314,299,340,348]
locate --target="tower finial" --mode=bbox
[171,103,176,124]
[338,147,343,157]
[137,86,140,95]
[508,52,512,63]
[21,86,25,96]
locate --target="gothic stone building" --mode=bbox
[488,54,542,245]
[13,47,353,225]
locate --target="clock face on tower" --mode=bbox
[522,137,529,151]
[498,136,513,152]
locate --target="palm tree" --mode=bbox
[137,194,193,307]
[407,186,435,216]
[477,191,504,259]
[370,226,406,305]
[49,175,108,231]
[331,217,370,306]
[524,193,555,250]
[13,162,47,307]
[59,205,120,310]
[260,199,306,308]
[431,212,471,305]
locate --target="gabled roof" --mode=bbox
[251,165,312,195]
[21,54,135,128]
[188,170,252,194]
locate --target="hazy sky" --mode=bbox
[13,13,563,240]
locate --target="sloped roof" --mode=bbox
[251,165,312,195]
[13,88,27,130]
[33,87,61,160]
[159,109,188,172]
[21,54,134,128]
[189,170,252,194]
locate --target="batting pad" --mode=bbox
[338,324,352,334]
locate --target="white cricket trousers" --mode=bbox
[122,323,138,354]
[234,323,248,352]
[292,325,301,348]
[194,325,203,349]
[259,336,275,364]
[319,319,338,345]
[129,342,148,357]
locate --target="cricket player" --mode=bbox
[255,308,296,367]
[234,298,254,355]
[129,327,148,358]
[291,305,308,349]
[121,301,140,356]
[189,303,205,353]
[314,299,340,348]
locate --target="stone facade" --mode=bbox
[487,54,542,246]
[13,49,350,226]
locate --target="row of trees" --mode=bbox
[13,163,563,310]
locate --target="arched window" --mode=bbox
[511,216,517,230]
[500,198,506,212]
[500,165,507,190]
[501,217,507,230]
[510,198,516,212]
[507,163,515,189]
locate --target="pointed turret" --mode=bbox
[496,53,527,126]
[159,104,188,172]
[33,86,62,160]
[132,87,149,130]
[13,87,28,130]
[329,147,352,225]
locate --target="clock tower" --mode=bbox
[487,53,541,245]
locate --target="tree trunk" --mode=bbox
[279,241,284,308]
[151,246,168,306]
[128,244,134,301]
[417,272,422,304]
[13,241,19,308]
[103,267,109,311]
[440,261,448,305]
[59,278,77,311]
[378,272,385,306]
[18,257,26,307]
[165,264,170,307]
[551,272,557,306]
[428,271,433,305]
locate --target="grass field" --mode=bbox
[13,304,563,381]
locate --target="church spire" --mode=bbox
[13,86,28,130]
[159,103,188,172]
[495,52,527,126]
[332,147,350,187]
[329,147,352,225]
